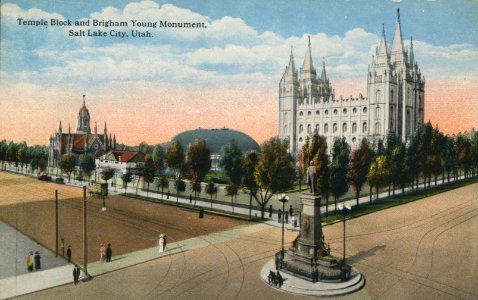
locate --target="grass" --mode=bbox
[321,177,478,225]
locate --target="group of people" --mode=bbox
[268,270,284,288]
[99,243,113,262]
[26,251,41,272]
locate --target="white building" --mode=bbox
[278,9,425,157]
[96,150,145,175]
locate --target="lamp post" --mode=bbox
[338,203,351,281]
[278,193,289,267]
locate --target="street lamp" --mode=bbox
[278,193,289,268]
[338,203,351,281]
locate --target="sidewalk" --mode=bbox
[0,222,270,299]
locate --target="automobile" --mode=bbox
[38,174,52,181]
[55,177,65,184]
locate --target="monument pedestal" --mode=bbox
[280,193,343,282]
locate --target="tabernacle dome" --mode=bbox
[171,127,260,154]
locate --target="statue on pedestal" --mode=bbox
[307,161,316,194]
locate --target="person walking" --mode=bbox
[26,252,34,272]
[34,251,41,270]
[67,245,72,263]
[106,243,112,262]
[100,244,106,262]
[277,209,282,223]
[158,234,165,253]
[276,271,284,288]
[285,212,289,224]
[73,265,80,285]
[269,205,273,218]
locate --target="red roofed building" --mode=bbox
[48,95,117,167]
[96,150,145,175]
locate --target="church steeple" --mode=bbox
[409,36,414,65]
[320,57,327,80]
[391,8,406,63]
[76,95,91,134]
[285,46,297,80]
[301,36,316,80]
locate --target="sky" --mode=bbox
[1,0,477,146]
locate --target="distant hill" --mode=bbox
[171,128,260,154]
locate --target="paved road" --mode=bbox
[11,182,478,300]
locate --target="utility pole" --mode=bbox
[83,186,87,273]
[55,190,59,257]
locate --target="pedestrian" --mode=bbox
[189,194,193,203]
[67,245,72,263]
[73,264,80,285]
[289,204,293,217]
[269,205,273,218]
[100,244,106,262]
[34,251,41,270]
[285,211,289,224]
[268,270,276,285]
[158,234,165,253]
[106,243,112,262]
[167,191,170,199]
[277,209,282,223]
[26,251,34,272]
[276,271,284,288]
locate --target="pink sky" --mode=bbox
[1,77,476,147]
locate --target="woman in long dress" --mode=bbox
[100,244,106,262]
[158,235,164,253]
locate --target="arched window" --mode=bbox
[299,137,303,142]
[308,111,311,116]
[343,108,347,115]
[353,108,357,114]
[300,111,303,116]
[284,124,288,133]
[352,137,357,144]
[376,89,381,102]
[333,123,338,133]
[333,109,338,115]
[325,110,329,115]
[299,124,303,133]
[406,110,411,135]
[324,123,329,133]
[316,124,320,133]
[342,123,347,133]
[352,122,357,133]
[375,122,381,134]
[316,110,320,115]
[307,124,312,134]
[363,122,368,133]
[375,106,381,119]
[363,107,367,114]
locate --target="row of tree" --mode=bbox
[0,140,48,174]
[300,123,478,215]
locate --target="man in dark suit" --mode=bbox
[106,243,112,262]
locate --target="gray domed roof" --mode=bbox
[171,128,260,154]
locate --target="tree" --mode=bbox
[152,144,165,176]
[367,154,390,200]
[60,154,76,182]
[121,172,133,192]
[348,138,373,206]
[190,179,202,205]
[157,176,169,200]
[242,151,259,220]
[329,137,350,211]
[470,130,478,177]
[174,179,186,203]
[186,140,211,202]
[138,142,152,154]
[0,140,7,169]
[442,136,456,183]
[456,134,473,179]
[79,154,96,182]
[16,143,29,173]
[143,155,156,198]
[165,141,185,178]
[220,140,243,185]
[254,138,296,219]
[204,180,217,208]
[225,183,239,213]
[100,167,115,183]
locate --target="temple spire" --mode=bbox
[391,8,405,62]
[320,57,327,80]
[409,36,414,64]
[301,35,316,79]
[286,45,296,79]
[83,95,86,106]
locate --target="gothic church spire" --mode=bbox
[301,36,316,79]
[391,8,406,62]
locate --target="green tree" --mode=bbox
[165,141,185,178]
[204,180,217,208]
[242,151,259,220]
[470,130,478,177]
[441,136,456,183]
[121,172,133,192]
[79,154,96,182]
[152,144,165,175]
[456,134,473,179]
[348,138,373,206]
[174,179,186,203]
[225,183,239,213]
[16,143,29,174]
[60,154,76,182]
[220,140,243,185]
[0,140,8,169]
[367,154,390,200]
[329,137,350,211]
[143,155,156,198]
[100,167,115,184]
[138,141,152,154]
[186,140,211,202]
[254,138,296,219]
[156,176,169,200]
